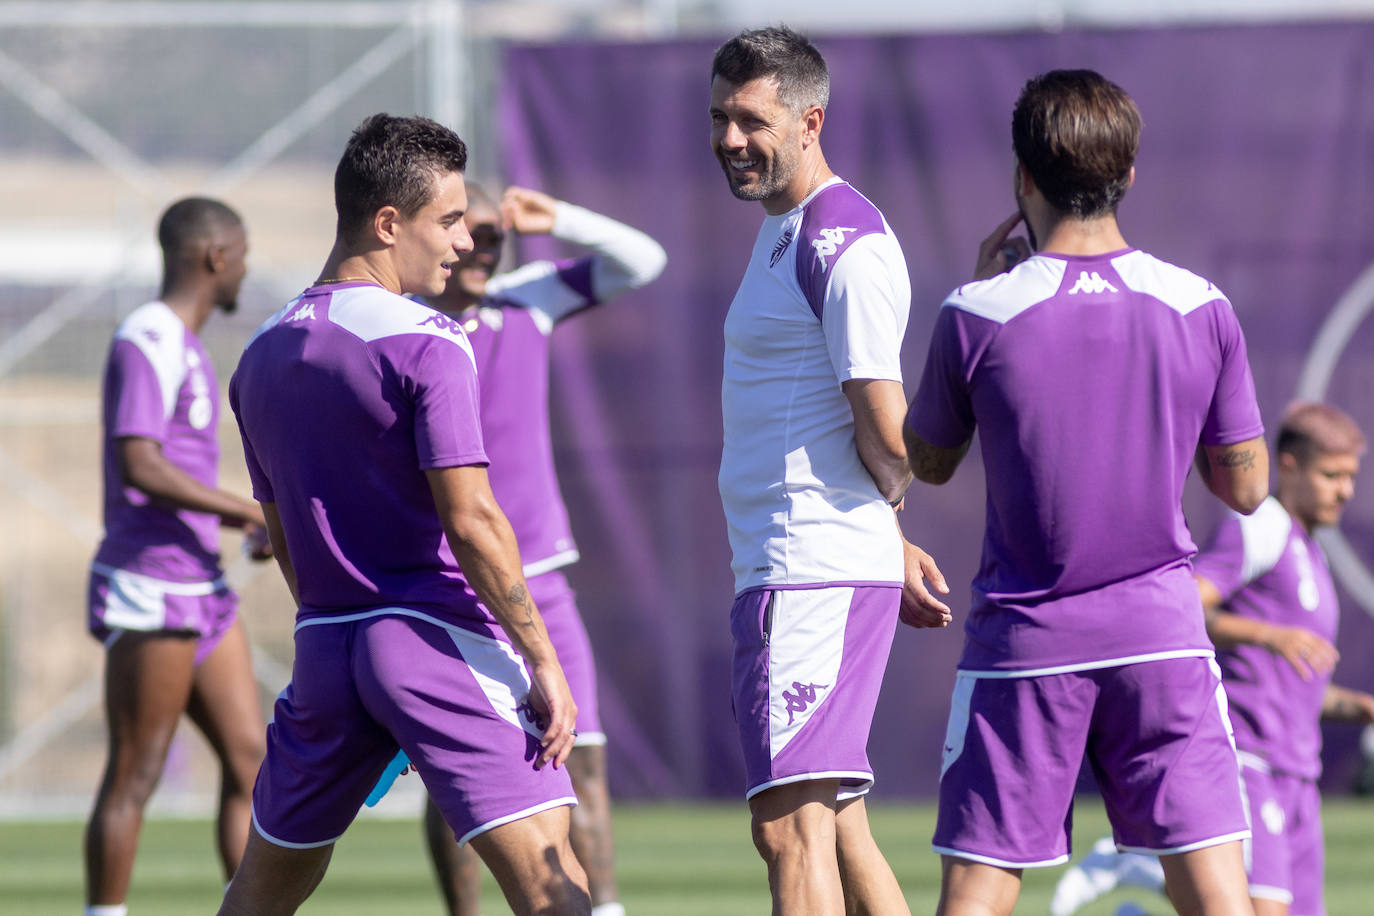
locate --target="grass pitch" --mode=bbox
[4,797,1372,913]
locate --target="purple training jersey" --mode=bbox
[459,261,596,577]
[229,283,494,631]
[1193,497,1340,780]
[94,300,224,582]
[908,250,1264,672]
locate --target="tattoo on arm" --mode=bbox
[1214,448,1255,471]
[506,583,534,627]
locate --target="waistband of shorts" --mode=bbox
[90,561,228,596]
[954,648,1215,679]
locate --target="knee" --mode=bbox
[224,735,266,792]
[751,811,805,864]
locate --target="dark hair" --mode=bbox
[1012,70,1140,218]
[1276,401,1366,463]
[334,113,468,243]
[710,26,829,113]
[157,197,241,261]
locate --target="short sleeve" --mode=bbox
[105,338,170,442]
[1200,301,1265,447]
[906,305,985,448]
[819,233,909,384]
[408,339,489,469]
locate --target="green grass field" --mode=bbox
[4,797,1373,914]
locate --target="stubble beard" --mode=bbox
[724,143,799,204]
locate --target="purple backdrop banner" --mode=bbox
[495,23,1374,798]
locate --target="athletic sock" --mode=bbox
[85,906,129,916]
[591,903,626,916]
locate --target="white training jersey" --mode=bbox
[719,177,910,594]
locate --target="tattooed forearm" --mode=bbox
[1214,448,1256,471]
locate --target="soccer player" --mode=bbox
[219,114,589,916]
[83,196,269,916]
[904,69,1270,916]
[709,26,951,915]
[1052,402,1374,916]
[420,183,666,916]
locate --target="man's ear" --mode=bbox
[373,205,401,245]
[204,242,227,274]
[801,105,825,147]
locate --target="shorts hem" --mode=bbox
[573,731,608,748]
[1249,885,1294,904]
[956,649,1214,679]
[745,770,873,801]
[457,796,579,847]
[250,808,343,850]
[1118,829,1249,856]
[931,844,1069,868]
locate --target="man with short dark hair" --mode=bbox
[219,114,589,916]
[84,196,268,916]
[905,70,1268,916]
[710,25,951,915]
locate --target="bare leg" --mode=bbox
[467,805,590,916]
[1159,841,1255,916]
[749,779,845,916]
[1250,899,1288,916]
[84,632,197,905]
[936,856,1022,916]
[565,744,619,908]
[425,794,485,916]
[185,618,266,880]
[834,796,909,915]
[218,827,333,915]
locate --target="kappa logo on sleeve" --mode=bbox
[289,302,317,321]
[417,312,467,337]
[1067,271,1119,295]
[812,225,857,271]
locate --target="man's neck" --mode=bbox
[159,285,212,334]
[1033,212,1129,257]
[761,155,834,216]
[318,243,398,294]
[1275,490,1316,535]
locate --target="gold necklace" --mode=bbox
[315,276,373,285]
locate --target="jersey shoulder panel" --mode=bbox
[944,256,1068,325]
[795,181,889,318]
[1111,249,1230,316]
[113,300,188,418]
[327,286,478,369]
[1236,495,1295,583]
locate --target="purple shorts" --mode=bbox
[529,571,602,745]
[88,565,237,667]
[934,656,1249,867]
[1240,753,1324,915]
[731,585,899,800]
[251,610,576,849]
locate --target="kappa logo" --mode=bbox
[289,302,317,322]
[1067,271,1119,295]
[418,312,466,337]
[781,680,829,725]
[812,225,857,271]
[769,227,795,268]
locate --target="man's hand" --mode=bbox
[501,187,559,236]
[243,520,274,561]
[525,659,578,769]
[1261,623,1338,681]
[973,212,1032,281]
[900,539,953,629]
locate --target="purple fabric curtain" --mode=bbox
[498,23,1374,798]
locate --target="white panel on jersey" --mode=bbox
[487,261,581,333]
[116,301,186,419]
[325,286,478,371]
[1237,496,1293,584]
[945,256,1067,325]
[1111,249,1230,316]
[769,588,851,760]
